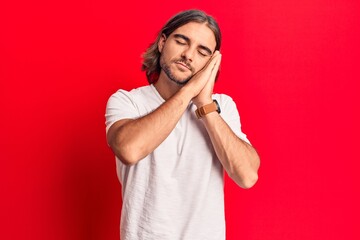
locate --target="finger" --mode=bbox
[204,51,220,69]
[210,54,222,77]
[205,53,220,75]
[189,51,221,84]
[207,60,220,85]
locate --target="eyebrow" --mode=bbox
[173,33,213,55]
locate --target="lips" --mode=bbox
[175,61,191,70]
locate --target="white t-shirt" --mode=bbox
[105,84,249,240]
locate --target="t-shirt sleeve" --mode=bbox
[105,90,140,134]
[217,94,251,145]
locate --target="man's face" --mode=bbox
[158,22,217,85]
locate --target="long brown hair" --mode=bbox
[141,9,222,83]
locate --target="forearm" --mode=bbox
[110,87,193,165]
[201,112,260,188]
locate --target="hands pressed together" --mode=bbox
[186,51,222,108]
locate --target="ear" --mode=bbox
[158,34,167,53]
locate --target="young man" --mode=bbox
[105,9,260,240]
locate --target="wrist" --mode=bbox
[178,86,195,103]
[195,99,221,119]
[193,98,213,108]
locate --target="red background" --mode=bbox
[1,0,359,239]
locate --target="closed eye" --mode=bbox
[198,51,207,57]
[175,40,186,45]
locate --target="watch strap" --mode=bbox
[195,100,221,119]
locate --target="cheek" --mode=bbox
[159,52,169,67]
[194,59,210,72]
[159,54,164,65]
[160,48,173,63]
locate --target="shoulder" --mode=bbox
[107,85,153,104]
[212,93,237,109]
[212,93,241,120]
[110,85,152,99]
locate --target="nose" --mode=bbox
[181,47,195,62]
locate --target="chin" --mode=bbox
[163,65,193,85]
[170,75,191,86]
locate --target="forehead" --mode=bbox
[170,22,217,51]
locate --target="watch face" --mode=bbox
[213,100,221,114]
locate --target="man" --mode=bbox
[105,9,260,240]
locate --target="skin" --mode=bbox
[107,22,260,189]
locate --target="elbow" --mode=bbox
[111,138,141,166]
[240,171,258,189]
[231,163,259,189]
[117,150,140,166]
[241,153,260,189]
[229,169,259,189]
[233,154,260,189]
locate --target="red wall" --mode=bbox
[1,0,359,239]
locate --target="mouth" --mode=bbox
[175,61,191,71]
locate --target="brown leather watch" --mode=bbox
[195,100,221,119]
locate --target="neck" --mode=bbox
[153,72,183,100]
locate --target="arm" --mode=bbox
[193,55,260,189]
[106,88,193,165]
[201,112,260,189]
[107,52,222,165]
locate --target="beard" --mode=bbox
[160,56,194,86]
